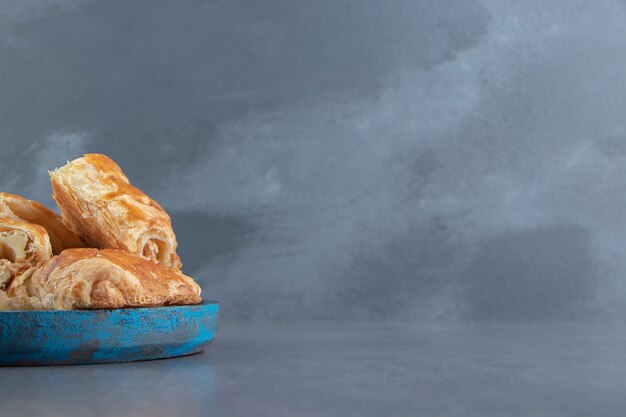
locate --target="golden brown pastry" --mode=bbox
[50,154,182,269]
[0,192,84,254]
[0,219,52,291]
[5,248,201,310]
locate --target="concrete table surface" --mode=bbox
[2,321,626,417]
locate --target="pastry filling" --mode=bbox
[0,230,31,263]
[0,230,32,290]
[142,239,159,262]
[142,238,170,265]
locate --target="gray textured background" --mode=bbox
[1,0,625,320]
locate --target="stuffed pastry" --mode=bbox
[0,192,84,254]
[50,154,181,269]
[4,248,201,310]
[0,219,52,291]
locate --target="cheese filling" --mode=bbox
[0,230,31,263]
[142,239,159,262]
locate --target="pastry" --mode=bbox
[5,248,201,310]
[0,192,84,254]
[0,219,52,291]
[50,154,182,269]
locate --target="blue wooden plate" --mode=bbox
[0,300,218,366]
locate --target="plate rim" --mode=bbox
[0,299,219,314]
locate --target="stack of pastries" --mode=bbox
[0,154,202,310]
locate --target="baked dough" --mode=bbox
[0,192,84,254]
[5,248,201,310]
[50,154,182,269]
[0,219,52,291]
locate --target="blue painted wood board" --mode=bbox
[0,300,219,366]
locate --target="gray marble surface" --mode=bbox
[2,321,626,417]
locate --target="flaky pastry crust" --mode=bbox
[0,192,84,254]
[50,154,181,269]
[0,219,52,291]
[5,248,201,310]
